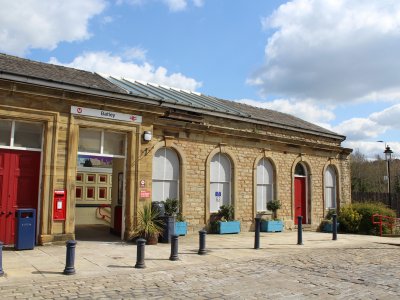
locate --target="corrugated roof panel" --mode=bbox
[119,79,164,100]
[135,82,187,105]
[157,86,206,108]
[101,75,343,139]
[109,77,250,116]
[107,77,148,97]
[189,93,250,117]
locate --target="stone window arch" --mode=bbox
[210,153,232,213]
[324,165,337,210]
[256,158,274,212]
[152,147,180,202]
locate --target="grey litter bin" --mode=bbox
[15,209,36,250]
[151,201,165,217]
[159,215,176,243]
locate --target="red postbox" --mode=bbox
[53,190,66,220]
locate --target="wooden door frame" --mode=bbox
[294,176,307,224]
[0,106,58,245]
[0,149,41,244]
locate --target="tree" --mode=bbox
[350,150,400,193]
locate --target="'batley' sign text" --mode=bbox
[71,106,142,123]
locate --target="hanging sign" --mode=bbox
[71,106,142,123]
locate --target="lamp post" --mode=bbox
[384,145,393,208]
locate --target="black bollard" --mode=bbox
[135,238,146,268]
[0,241,4,277]
[169,235,179,261]
[297,216,303,245]
[332,214,338,241]
[63,240,77,275]
[254,217,261,249]
[198,230,207,255]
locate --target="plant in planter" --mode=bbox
[175,212,187,236]
[132,203,164,245]
[216,204,240,234]
[163,198,188,236]
[320,208,339,233]
[261,200,284,232]
[164,198,179,216]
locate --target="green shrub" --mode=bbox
[267,200,281,220]
[337,205,362,233]
[163,198,179,216]
[218,204,234,221]
[352,202,396,235]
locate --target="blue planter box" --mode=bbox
[323,222,339,233]
[261,220,284,232]
[175,221,187,236]
[219,221,240,234]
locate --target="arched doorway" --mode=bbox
[294,162,307,225]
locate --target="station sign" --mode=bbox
[71,106,142,123]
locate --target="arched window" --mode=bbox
[210,153,231,213]
[324,166,337,209]
[256,158,274,212]
[295,163,306,176]
[152,148,179,202]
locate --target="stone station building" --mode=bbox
[0,53,352,245]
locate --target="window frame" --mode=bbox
[78,127,126,158]
[152,147,180,202]
[256,158,274,212]
[209,153,232,213]
[0,119,43,151]
[324,166,337,210]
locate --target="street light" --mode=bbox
[384,145,393,208]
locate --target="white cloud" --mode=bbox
[342,141,400,160]
[0,0,105,56]
[238,98,335,129]
[333,118,388,141]
[192,0,204,7]
[163,0,187,11]
[123,47,147,61]
[370,104,400,128]
[117,0,203,11]
[333,103,400,141]
[250,0,400,104]
[49,51,202,91]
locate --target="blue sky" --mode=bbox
[1,0,400,159]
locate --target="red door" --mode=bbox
[294,177,306,225]
[0,149,41,245]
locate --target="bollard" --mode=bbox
[332,214,338,241]
[0,241,4,277]
[169,235,179,261]
[63,240,77,275]
[198,230,207,255]
[297,216,303,245]
[254,217,261,249]
[135,238,146,269]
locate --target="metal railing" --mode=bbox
[371,214,400,236]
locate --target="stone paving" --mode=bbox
[1,231,400,299]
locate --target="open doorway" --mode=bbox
[75,128,126,241]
